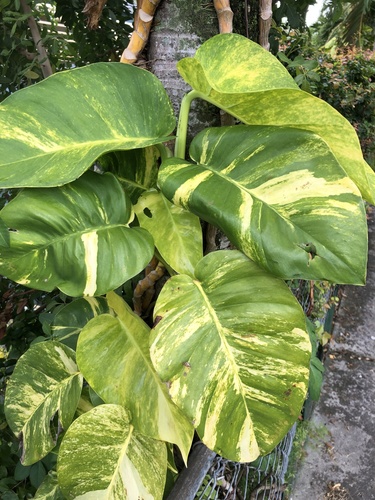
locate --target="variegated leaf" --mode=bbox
[0,217,9,247]
[98,146,161,203]
[4,342,82,465]
[0,63,175,188]
[57,404,167,500]
[150,250,311,462]
[134,190,203,276]
[159,125,367,284]
[177,33,375,203]
[0,171,154,297]
[52,297,111,349]
[76,291,194,463]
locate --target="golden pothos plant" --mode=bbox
[0,34,372,499]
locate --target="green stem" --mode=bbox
[174,90,202,159]
[156,143,173,162]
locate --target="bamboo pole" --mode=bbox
[259,0,272,50]
[20,0,53,78]
[120,0,161,64]
[213,0,234,34]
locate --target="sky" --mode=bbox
[306,0,325,26]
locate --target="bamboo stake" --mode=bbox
[120,0,161,64]
[20,0,53,78]
[213,0,234,34]
[259,0,272,51]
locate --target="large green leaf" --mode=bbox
[150,250,311,462]
[35,472,64,499]
[134,190,203,276]
[76,291,194,463]
[0,63,175,188]
[58,404,167,500]
[0,217,9,247]
[98,146,161,204]
[4,342,82,465]
[159,125,367,284]
[52,297,111,349]
[177,33,375,203]
[0,171,154,296]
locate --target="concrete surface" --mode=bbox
[290,209,375,500]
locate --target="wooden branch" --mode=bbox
[213,0,234,34]
[82,0,108,29]
[120,0,161,64]
[259,0,272,51]
[20,0,53,78]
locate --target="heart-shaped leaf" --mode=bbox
[177,33,375,203]
[4,342,82,465]
[150,250,311,462]
[98,146,161,204]
[57,404,167,500]
[0,63,175,188]
[134,190,203,276]
[159,125,367,284]
[52,297,111,349]
[0,171,154,296]
[77,291,194,463]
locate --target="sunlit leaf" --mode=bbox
[134,190,203,276]
[77,291,194,463]
[150,250,311,462]
[58,404,167,499]
[177,33,375,202]
[4,342,82,465]
[0,171,154,296]
[0,63,175,188]
[159,125,367,284]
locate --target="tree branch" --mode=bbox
[259,0,272,50]
[20,0,53,78]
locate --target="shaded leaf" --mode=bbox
[134,190,203,276]
[52,297,111,349]
[58,404,167,499]
[98,146,161,203]
[177,33,375,202]
[0,171,154,297]
[4,342,82,465]
[77,291,194,463]
[0,63,175,188]
[159,125,367,284]
[150,250,311,462]
[0,217,9,247]
[34,471,64,499]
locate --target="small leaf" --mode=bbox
[4,342,83,465]
[52,296,111,349]
[77,291,194,463]
[34,471,65,499]
[99,146,161,204]
[58,404,167,500]
[0,171,154,296]
[134,190,203,276]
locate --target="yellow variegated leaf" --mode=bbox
[4,342,82,465]
[159,125,367,284]
[177,33,375,203]
[150,250,311,462]
[0,63,175,188]
[58,404,167,499]
[76,292,194,463]
[134,190,203,276]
